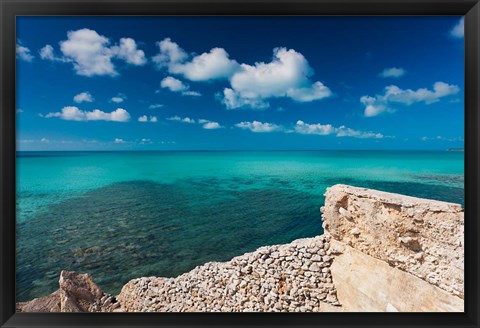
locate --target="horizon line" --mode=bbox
[16,148,464,153]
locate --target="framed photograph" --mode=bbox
[1,0,479,327]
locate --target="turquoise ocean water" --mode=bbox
[16,150,464,301]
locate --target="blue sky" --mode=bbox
[16,16,464,151]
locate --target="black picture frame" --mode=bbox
[1,0,479,327]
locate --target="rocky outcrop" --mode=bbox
[322,184,464,299]
[329,240,464,312]
[17,184,464,312]
[117,235,338,312]
[16,270,120,312]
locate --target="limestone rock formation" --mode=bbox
[117,235,339,312]
[16,270,120,312]
[321,184,464,299]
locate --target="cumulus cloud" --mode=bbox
[197,119,223,129]
[40,137,49,143]
[379,67,406,78]
[223,48,332,109]
[114,138,125,143]
[360,82,460,117]
[170,47,239,81]
[111,93,126,103]
[111,97,123,103]
[153,40,331,109]
[138,115,157,122]
[39,44,68,62]
[140,138,152,144]
[294,120,335,135]
[221,88,269,110]
[202,122,222,129]
[160,76,201,96]
[235,120,283,133]
[335,126,384,139]
[148,104,164,109]
[152,38,188,68]
[73,91,94,103]
[161,76,188,92]
[286,82,332,102]
[166,116,196,123]
[295,120,383,139]
[450,17,464,38]
[167,116,221,129]
[58,29,118,76]
[44,106,130,122]
[16,43,34,62]
[41,28,146,77]
[153,38,239,81]
[110,38,147,65]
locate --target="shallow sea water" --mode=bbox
[16,151,464,301]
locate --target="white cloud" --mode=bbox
[153,41,331,108]
[168,116,222,129]
[335,126,384,139]
[181,91,202,97]
[149,104,164,109]
[40,137,49,143]
[294,120,336,135]
[110,38,147,65]
[138,115,157,122]
[44,106,130,122]
[224,47,332,109]
[86,108,130,122]
[360,82,460,117]
[160,76,201,96]
[235,120,283,133]
[450,17,464,38]
[152,38,188,69]
[286,81,332,102]
[170,48,239,81]
[295,120,383,139]
[110,93,126,103]
[421,135,463,142]
[114,138,125,143]
[73,91,94,103]
[59,29,118,76]
[41,28,146,77]
[221,88,269,109]
[140,138,152,144]
[379,67,406,78]
[182,117,196,124]
[161,76,188,92]
[153,38,239,81]
[39,44,55,60]
[16,43,34,62]
[168,116,196,124]
[198,119,222,129]
[202,121,222,129]
[39,44,67,62]
[16,108,24,113]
